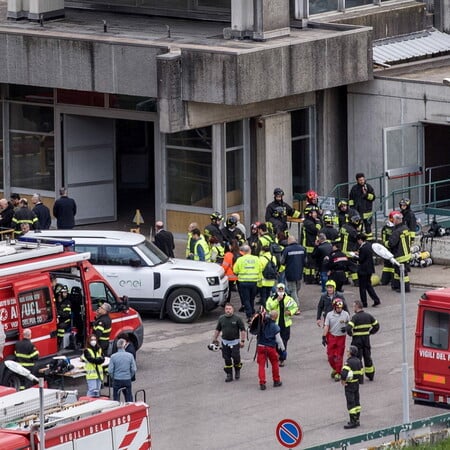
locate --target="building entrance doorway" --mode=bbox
[116,119,155,234]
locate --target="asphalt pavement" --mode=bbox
[132,261,450,450]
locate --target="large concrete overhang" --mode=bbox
[0,6,372,131]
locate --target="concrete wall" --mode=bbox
[347,72,450,182]
[0,32,163,96]
[324,1,427,40]
[182,28,372,105]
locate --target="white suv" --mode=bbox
[25,230,228,323]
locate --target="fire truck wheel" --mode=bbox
[166,288,203,323]
[3,370,21,391]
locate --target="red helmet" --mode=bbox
[306,190,318,202]
[388,210,399,223]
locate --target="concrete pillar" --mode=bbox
[28,0,65,21]
[157,48,185,134]
[7,0,28,19]
[434,0,450,33]
[256,112,292,219]
[253,0,290,41]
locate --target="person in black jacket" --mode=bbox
[53,187,77,229]
[265,187,300,235]
[0,198,15,229]
[349,173,376,240]
[12,198,39,235]
[154,220,175,258]
[341,345,363,429]
[93,303,112,355]
[326,241,352,293]
[31,193,51,229]
[15,328,39,388]
[312,233,333,293]
[356,234,381,307]
[346,300,379,381]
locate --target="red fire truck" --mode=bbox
[413,287,450,406]
[0,238,143,389]
[0,386,151,449]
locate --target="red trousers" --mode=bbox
[326,334,346,374]
[256,345,280,385]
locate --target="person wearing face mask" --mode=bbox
[265,283,298,367]
[81,333,105,397]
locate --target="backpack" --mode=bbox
[269,242,283,266]
[262,255,278,280]
[249,307,266,335]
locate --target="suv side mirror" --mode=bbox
[130,259,141,268]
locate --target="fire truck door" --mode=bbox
[420,308,450,391]
[13,277,58,355]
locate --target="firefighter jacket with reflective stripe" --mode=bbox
[233,253,261,283]
[93,313,112,346]
[381,224,393,247]
[14,338,39,368]
[193,237,211,262]
[12,206,39,234]
[341,355,363,383]
[388,224,411,263]
[258,252,278,287]
[401,207,417,242]
[348,182,375,218]
[347,310,379,338]
[82,346,104,380]
[339,223,359,256]
[301,217,321,252]
[266,293,298,328]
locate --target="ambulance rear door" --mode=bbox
[13,275,58,356]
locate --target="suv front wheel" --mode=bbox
[166,288,203,323]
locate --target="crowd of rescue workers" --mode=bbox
[199,173,416,430]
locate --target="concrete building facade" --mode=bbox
[0,0,446,235]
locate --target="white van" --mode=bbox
[25,230,228,323]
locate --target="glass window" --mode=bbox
[10,104,53,133]
[196,0,230,8]
[110,94,157,112]
[10,133,54,191]
[103,246,142,266]
[8,85,53,104]
[19,288,53,327]
[167,128,212,149]
[423,310,449,350]
[345,0,372,7]
[166,126,213,207]
[291,108,314,195]
[89,282,116,311]
[309,0,339,14]
[74,244,102,265]
[226,121,244,208]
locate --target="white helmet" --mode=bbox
[207,341,221,352]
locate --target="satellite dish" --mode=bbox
[4,360,39,382]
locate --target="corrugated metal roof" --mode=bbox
[373,28,450,66]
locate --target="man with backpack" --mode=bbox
[265,283,298,366]
[254,309,286,390]
[258,245,278,307]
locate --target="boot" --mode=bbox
[234,369,240,380]
[355,412,360,427]
[344,414,358,429]
[225,373,233,382]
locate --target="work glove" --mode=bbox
[322,335,327,347]
[280,350,287,360]
[341,327,347,333]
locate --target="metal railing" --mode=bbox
[304,411,450,450]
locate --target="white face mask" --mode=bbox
[90,340,97,347]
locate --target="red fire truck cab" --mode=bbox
[0,238,144,388]
[413,287,450,407]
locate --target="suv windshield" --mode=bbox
[138,240,169,265]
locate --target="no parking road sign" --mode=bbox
[276,419,303,448]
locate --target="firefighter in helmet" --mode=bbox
[399,198,417,246]
[380,210,397,286]
[265,188,300,236]
[204,211,225,244]
[56,285,71,349]
[301,205,321,284]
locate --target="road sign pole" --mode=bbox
[400,263,410,425]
